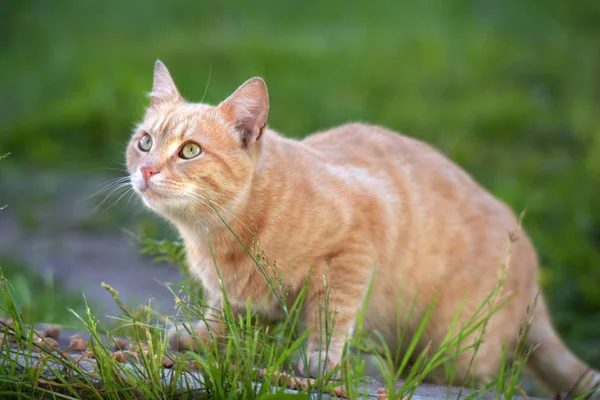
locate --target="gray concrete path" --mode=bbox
[0,171,184,317]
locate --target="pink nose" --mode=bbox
[141,166,159,183]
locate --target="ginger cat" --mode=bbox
[127,61,599,397]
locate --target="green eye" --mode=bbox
[138,134,153,151]
[179,142,202,159]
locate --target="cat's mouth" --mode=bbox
[136,185,177,211]
[136,181,190,210]
[140,186,159,197]
[131,172,195,211]
[138,182,167,199]
[132,177,165,200]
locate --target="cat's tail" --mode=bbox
[526,294,600,398]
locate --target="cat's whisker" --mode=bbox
[189,184,229,198]
[98,179,131,197]
[182,191,231,218]
[80,176,130,202]
[208,199,253,233]
[89,176,128,191]
[93,184,131,213]
[164,179,235,201]
[111,159,129,168]
[98,177,130,191]
[102,167,130,173]
[92,181,132,213]
[200,63,212,104]
[180,192,213,217]
[185,191,256,237]
[100,186,135,215]
[183,192,218,212]
[125,189,139,207]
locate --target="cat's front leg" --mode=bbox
[168,294,223,351]
[299,251,374,379]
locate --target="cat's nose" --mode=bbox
[141,166,160,183]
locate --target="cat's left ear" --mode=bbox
[218,77,269,147]
[149,60,182,109]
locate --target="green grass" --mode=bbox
[1,208,583,400]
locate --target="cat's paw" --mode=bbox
[167,322,215,352]
[298,351,342,380]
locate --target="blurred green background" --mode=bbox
[1,0,599,366]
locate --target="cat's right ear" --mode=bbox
[149,60,182,109]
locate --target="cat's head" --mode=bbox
[126,61,269,221]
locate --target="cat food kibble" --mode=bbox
[111,338,128,351]
[162,355,174,368]
[377,388,389,400]
[33,337,59,351]
[131,341,149,355]
[42,326,60,340]
[0,320,16,343]
[111,351,127,363]
[0,331,14,344]
[68,337,87,352]
[83,349,95,359]
[124,350,140,363]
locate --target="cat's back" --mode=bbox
[302,122,406,163]
[302,122,470,186]
[302,122,452,171]
[301,122,513,221]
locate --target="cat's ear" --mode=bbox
[218,77,269,147]
[149,60,182,108]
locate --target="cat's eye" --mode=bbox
[179,142,202,159]
[138,134,153,152]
